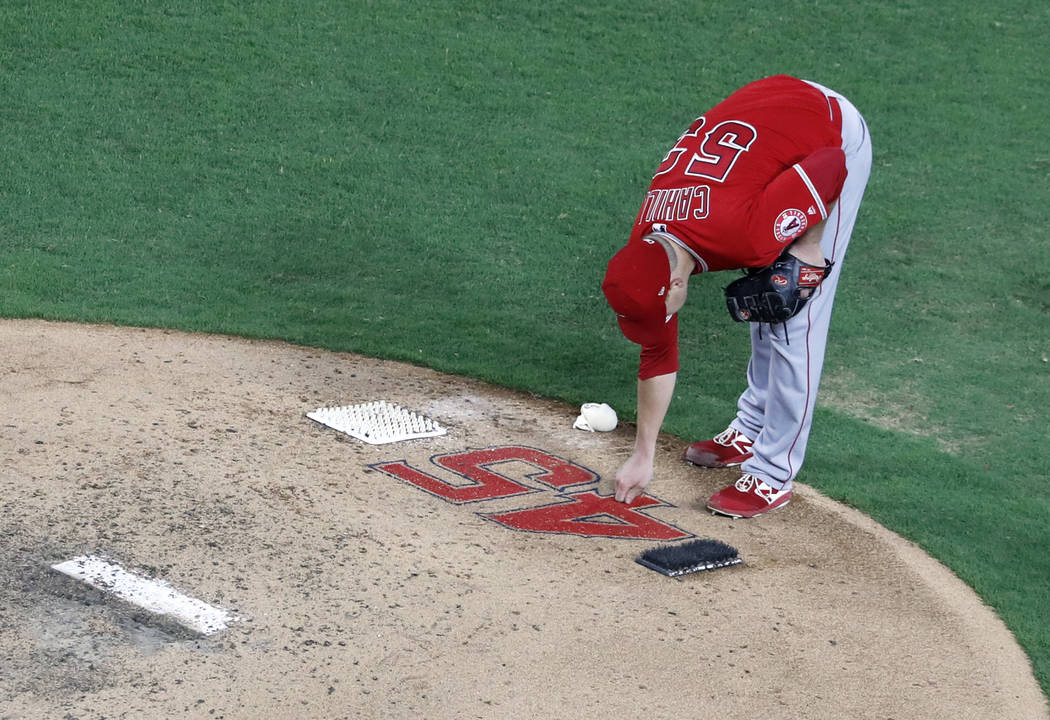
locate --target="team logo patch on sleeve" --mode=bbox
[774,209,808,243]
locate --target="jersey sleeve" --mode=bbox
[636,315,679,379]
[745,146,847,266]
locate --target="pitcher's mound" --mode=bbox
[1,319,1045,720]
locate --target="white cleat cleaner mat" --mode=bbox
[307,401,447,444]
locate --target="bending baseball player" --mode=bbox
[602,75,872,518]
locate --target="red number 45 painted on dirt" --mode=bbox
[371,446,692,541]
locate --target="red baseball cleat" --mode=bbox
[707,474,792,518]
[683,427,753,468]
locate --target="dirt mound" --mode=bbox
[1,319,1045,719]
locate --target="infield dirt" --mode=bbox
[1,319,1046,720]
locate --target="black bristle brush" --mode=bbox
[635,538,742,577]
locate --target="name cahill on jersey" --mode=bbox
[637,184,710,225]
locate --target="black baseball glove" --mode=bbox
[725,251,833,323]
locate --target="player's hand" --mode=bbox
[614,452,653,504]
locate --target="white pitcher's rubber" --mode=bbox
[51,555,236,635]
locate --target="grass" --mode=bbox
[2,0,1048,698]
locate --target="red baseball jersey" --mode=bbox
[628,75,847,378]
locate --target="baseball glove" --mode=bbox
[725,251,833,323]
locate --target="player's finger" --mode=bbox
[627,475,653,504]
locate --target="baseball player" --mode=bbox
[602,75,872,518]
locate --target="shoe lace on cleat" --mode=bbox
[715,428,752,454]
[714,427,739,446]
[735,474,785,504]
[734,474,758,493]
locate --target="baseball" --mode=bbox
[572,402,618,432]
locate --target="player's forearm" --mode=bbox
[787,218,827,265]
[787,201,836,265]
[633,372,677,459]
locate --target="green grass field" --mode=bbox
[2,0,1048,698]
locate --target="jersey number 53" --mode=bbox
[654,117,757,183]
